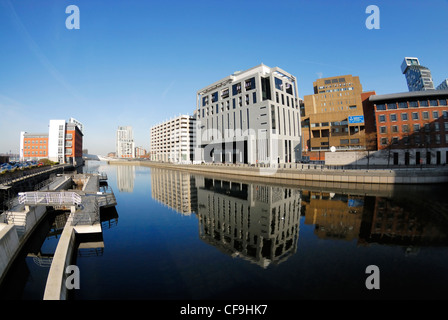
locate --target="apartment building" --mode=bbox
[195,64,302,164]
[302,75,373,160]
[368,90,448,165]
[150,115,196,163]
[116,126,135,158]
[401,57,435,92]
[20,132,49,160]
[20,118,84,166]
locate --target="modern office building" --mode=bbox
[437,79,448,91]
[401,57,435,92]
[20,132,49,160]
[48,119,84,166]
[116,126,135,159]
[150,115,196,163]
[368,90,448,165]
[20,118,84,166]
[195,64,301,164]
[302,75,374,161]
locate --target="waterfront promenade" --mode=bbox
[108,160,448,185]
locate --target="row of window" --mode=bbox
[24,145,47,149]
[24,140,47,144]
[202,77,294,107]
[24,151,47,155]
[380,134,447,146]
[378,110,448,122]
[376,99,447,110]
[379,122,448,134]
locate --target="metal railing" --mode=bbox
[18,191,82,206]
[68,198,99,226]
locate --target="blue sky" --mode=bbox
[1,0,447,155]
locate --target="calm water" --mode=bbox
[2,160,448,300]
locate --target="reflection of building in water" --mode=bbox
[302,191,363,241]
[196,177,301,268]
[116,165,135,192]
[150,168,197,216]
[358,197,448,247]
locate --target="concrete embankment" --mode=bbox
[108,160,448,185]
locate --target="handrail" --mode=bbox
[18,191,82,206]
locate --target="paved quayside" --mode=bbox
[0,172,117,300]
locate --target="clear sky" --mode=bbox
[1,0,447,156]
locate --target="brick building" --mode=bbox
[368,90,448,165]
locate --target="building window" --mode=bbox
[221,88,229,99]
[398,102,408,109]
[271,105,276,134]
[212,92,218,103]
[392,137,399,145]
[434,122,440,131]
[390,114,397,122]
[391,125,398,133]
[433,111,439,119]
[439,99,447,106]
[420,100,429,107]
[275,77,283,90]
[285,83,293,95]
[409,101,418,108]
[412,112,419,120]
[402,124,409,133]
[232,83,242,96]
[380,138,388,145]
[253,92,257,104]
[378,115,386,122]
[376,104,386,111]
[401,113,408,121]
[422,111,429,120]
[413,124,420,132]
[429,100,438,106]
[245,78,255,91]
[387,102,397,110]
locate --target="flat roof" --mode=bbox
[369,90,448,102]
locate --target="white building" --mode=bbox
[116,126,135,158]
[150,115,196,163]
[48,119,67,164]
[195,64,302,164]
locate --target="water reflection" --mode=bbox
[197,177,301,268]
[116,165,135,192]
[302,191,363,241]
[151,168,197,216]
[150,167,448,267]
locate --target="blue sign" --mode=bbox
[348,115,364,124]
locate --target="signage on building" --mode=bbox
[348,115,364,124]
